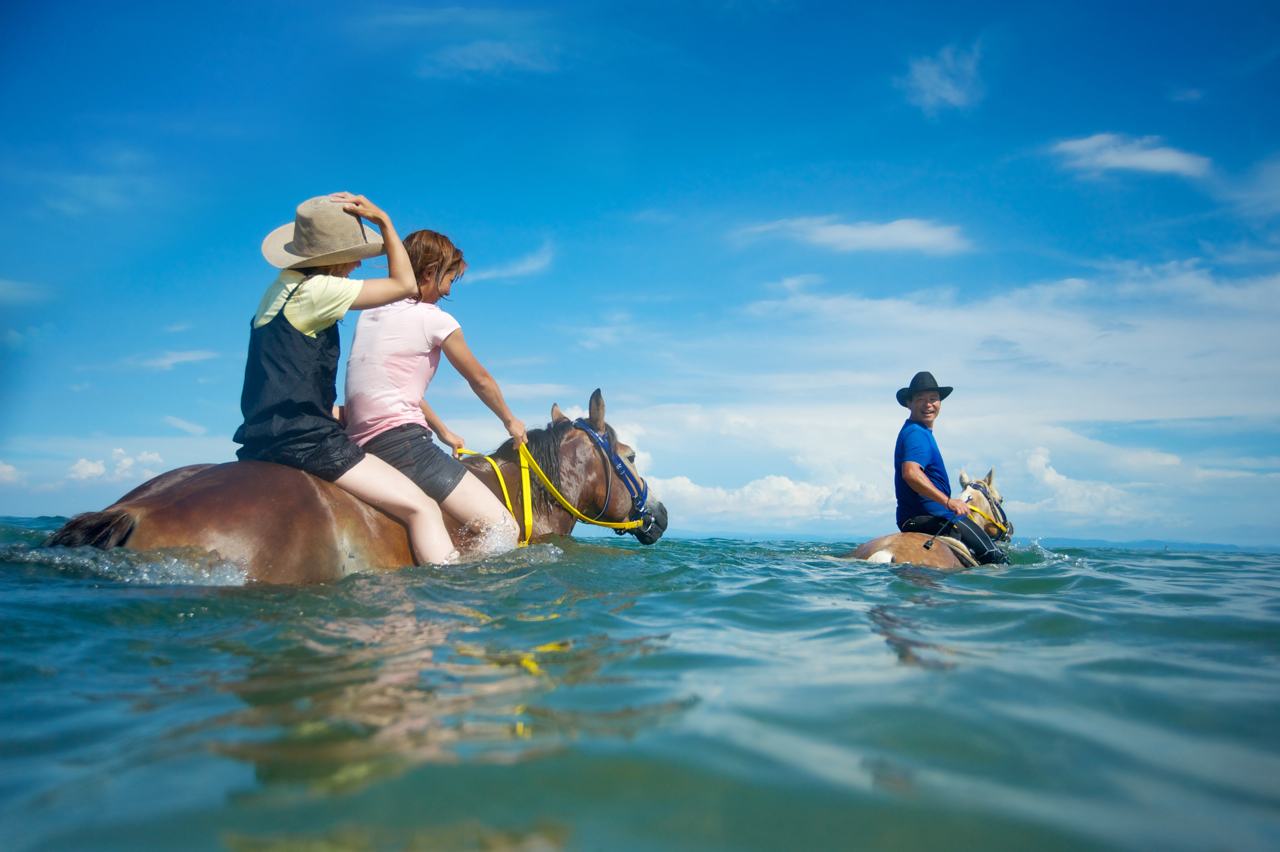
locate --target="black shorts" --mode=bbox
[236,425,366,482]
[363,424,467,501]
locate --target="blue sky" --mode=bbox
[2,1,1278,545]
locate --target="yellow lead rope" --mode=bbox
[457,443,643,547]
[965,502,1008,534]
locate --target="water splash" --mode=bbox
[3,542,248,586]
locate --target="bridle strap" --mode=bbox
[572,419,648,516]
[962,481,1009,537]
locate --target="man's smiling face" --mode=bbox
[909,391,941,428]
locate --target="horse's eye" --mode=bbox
[626,452,636,464]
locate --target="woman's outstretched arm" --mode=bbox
[441,330,527,445]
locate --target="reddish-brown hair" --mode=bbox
[402,230,466,300]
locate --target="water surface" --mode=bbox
[3,519,1278,850]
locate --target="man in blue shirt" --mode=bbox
[894,371,1007,564]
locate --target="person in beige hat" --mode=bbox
[233,192,458,564]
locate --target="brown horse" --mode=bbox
[849,469,1012,571]
[47,390,667,584]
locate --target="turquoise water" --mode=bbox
[3,517,1278,851]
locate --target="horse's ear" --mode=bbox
[588,388,605,431]
[984,467,995,485]
[550,403,568,424]
[959,470,971,488]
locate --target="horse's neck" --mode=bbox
[492,444,579,539]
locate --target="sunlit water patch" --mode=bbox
[2,519,1278,851]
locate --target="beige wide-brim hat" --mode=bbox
[261,195,386,269]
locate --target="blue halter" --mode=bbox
[573,418,649,528]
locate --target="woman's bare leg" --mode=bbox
[334,455,458,564]
[440,471,518,554]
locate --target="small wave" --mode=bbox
[3,543,248,586]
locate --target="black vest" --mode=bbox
[233,280,341,457]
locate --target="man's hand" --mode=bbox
[945,496,971,517]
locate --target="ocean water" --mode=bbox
[2,517,1278,851]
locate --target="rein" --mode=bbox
[458,420,645,547]
[962,480,1010,539]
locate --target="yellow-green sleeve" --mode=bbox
[283,275,362,337]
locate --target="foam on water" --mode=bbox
[2,542,250,586]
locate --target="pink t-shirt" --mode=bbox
[343,299,461,446]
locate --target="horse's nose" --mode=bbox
[633,501,668,545]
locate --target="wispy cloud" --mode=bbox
[740,216,972,254]
[366,7,559,79]
[7,145,165,217]
[0,279,51,304]
[898,43,984,115]
[467,241,555,282]
[1051,133,1211,178]
[422,40,556,77]
[128,350,218,371]
[0,461,19,484]
[1220,155,1280,217]
[164,416,207,436]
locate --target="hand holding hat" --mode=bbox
[261,192,388,269]
[329,192,388,226]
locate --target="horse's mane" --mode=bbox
[488,418,619,515]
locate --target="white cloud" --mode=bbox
[422,40,556,77]
[467,241,555,282]
[1051,133,1211,178]
[1221,155,1280,217]
[490,382,574,400]
[577,257,1280,544]
[0,461,19,484]
[130,350,218,370]
[9,146,164,217]
[164,416,208,436]
[649,473,886,528]
[899,43,984,114]
[0,279,50,304]
[368,8,558,79]
[574,311,636,351]
[65,449,164,484]
[69,458,106,480]
[1018,447,1137,520]
[740,216,972,254]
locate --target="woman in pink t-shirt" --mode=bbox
[342,230,526,553]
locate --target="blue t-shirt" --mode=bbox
[894,419,952,528]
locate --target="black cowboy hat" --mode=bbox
[896,371,953,407]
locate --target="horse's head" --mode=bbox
[548,389,668,545]
[958,468,1013,542]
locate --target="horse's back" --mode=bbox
[849,532,967,571]
[54,461,412,583]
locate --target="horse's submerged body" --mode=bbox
[48,391,667,584]
[849,469,1012,572]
